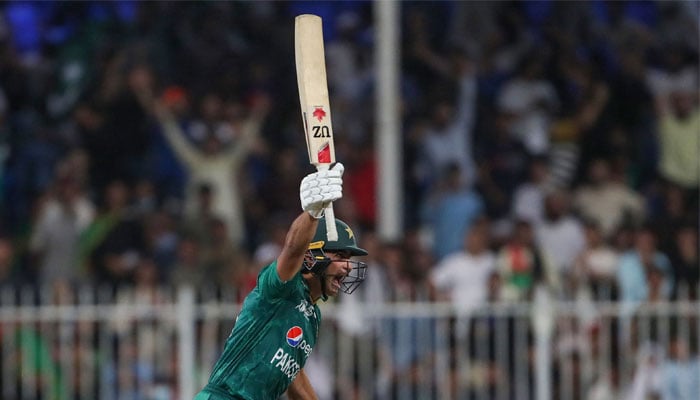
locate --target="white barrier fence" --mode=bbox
[0,285,698,400]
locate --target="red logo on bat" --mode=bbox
[313,107,326,122]
[317,143,331,163]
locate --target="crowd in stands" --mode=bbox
[0,0,694,301]
[0,1,697,398]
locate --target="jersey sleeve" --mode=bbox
[257,261,298,301]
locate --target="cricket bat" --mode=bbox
[295,14,338,241]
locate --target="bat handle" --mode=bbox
[324,203,338,241]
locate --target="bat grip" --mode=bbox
[324,203,338,241]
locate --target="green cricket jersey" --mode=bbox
[196,261,321,400]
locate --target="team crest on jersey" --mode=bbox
[295,299,315,320]
[286,326,303,347]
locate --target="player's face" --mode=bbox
[324,251,352,296]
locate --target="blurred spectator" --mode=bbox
[326,10,365,100]
[511,154,552,225]
[421,163,484,262]
[496,53,559,155]
[607,47,657,188]
[655,1,700,53]
[377,239,438,399]
[29,166,95,286]
[534,189,586,282]
[147,86,190,204]
[179,183,220,245]
[549,53,610,190]
[412,40,478,193]
[185,92,230,145]
[572,158,646,239]
[497,219,559,301]
[200,217,247,285]
[627,325,665,400]
[572,220,620,301]
[660,328,700,400]
[130,179,158,219]
[218,251,256,303]
[141,210,179,283]
[616,225,672,307]
[653,84,699,191]
[647,42,698,100]
[430,217,495,314]
[111,257,176,395]
[648,181,698,257]
[668,224,698,301]
[5,125,64,230]
[610,224,636,255]
[251,216,288,271]
[152,90,269,247]
[80,180,145,287]
[324,10,372,144]
[628,278,678,399]
[475,111,529,222]
[462,271,532,400]
[646,261,670,303]
[169,236,208,290]
[78,63,153,194]
[587,365,624,400]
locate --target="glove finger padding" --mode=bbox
[300,163,344,219]
[330,162,344,175]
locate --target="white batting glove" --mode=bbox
[300,163,344,219]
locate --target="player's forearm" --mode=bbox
[277,212,318,281]
[286,369,318,400]
[286,212,318,253]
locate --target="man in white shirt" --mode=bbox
[497,56,559,155]
[535,189,586,279]
[430,219,495,315]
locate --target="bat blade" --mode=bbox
[295,14,338,241]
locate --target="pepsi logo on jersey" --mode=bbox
[286,326,303,347]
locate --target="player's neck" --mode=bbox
[302,274,323,303]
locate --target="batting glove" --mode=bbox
[300,163,344,219]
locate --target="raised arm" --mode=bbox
[154,103,203,166]
[276,212,319,282]
[412,38,477,133]
[450,60,478,131]
[224,95,270,163]
[134,87,203,167]
[276,163,344,282]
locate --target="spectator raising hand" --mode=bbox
[150,89,270,247]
